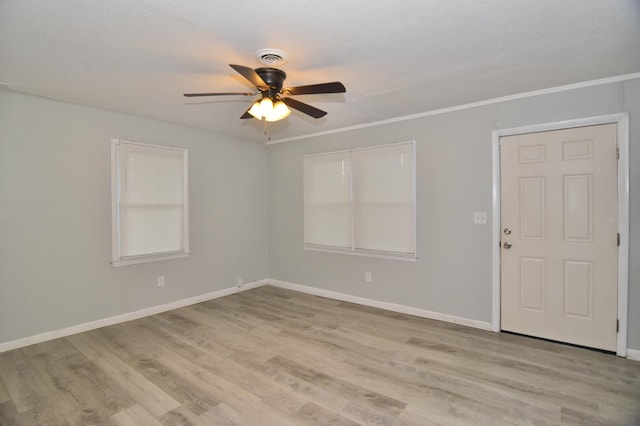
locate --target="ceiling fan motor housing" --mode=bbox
[255,67,286,97]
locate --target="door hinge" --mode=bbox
[616,319,619,333]
[617,233,620,247]
[616,146,620,159]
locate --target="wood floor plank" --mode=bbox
[1,285,639,425]
[195,402,250,426]
[56,349,132,416]
[111,404,163,426]
[134,320,208,361]
[66,331,112,362]
[129,355,220,416]
[159,405,235,426]
[0,400,20,425]
[0,349,57,413]
[9,401,73,426]
[268,355,407,416]
[153,352,303,426]
[91,352,181,418]
[0,372,10,404]
[230,351,354,417]
[21,345,123,424]
[296,401,362,426]
[187,351,310,414]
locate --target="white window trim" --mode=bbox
[304,244,417,262]
[110,138,190,267]
[303,140,417,260]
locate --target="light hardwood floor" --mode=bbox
[1,285,639,425]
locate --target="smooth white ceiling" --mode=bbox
[1,0,639,142]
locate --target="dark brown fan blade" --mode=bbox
[230,64,268,91]
[240,107,253,119]
[184,92,255,97]
[282,97,327,119]
[283,82,346,96]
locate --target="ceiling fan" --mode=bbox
[184,64,346,122]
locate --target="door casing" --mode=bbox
[491,113,629,356]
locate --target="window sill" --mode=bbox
[304,245,417,262]
[111,252,190,267]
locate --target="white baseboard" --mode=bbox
[0,279,268,353]
[626,349,640,361]
[4,277,638,361]
[268,279,493,331]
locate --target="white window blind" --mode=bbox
[111,139,189,267]
[304,152,352,248]
[352,143,415,254]
[304,141,416,259]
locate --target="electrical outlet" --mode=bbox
[365,272,372,282]
[157,276,165,287]
[235,277,244,287]
[473,211,488,224]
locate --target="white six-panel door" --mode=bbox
[500,123,618,351]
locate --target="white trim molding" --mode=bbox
[268,72,640,145]
[0,279,268,353]
[3,276,634,358]
[627,349,640,362]
[269,279,492,331]
[491,113,630,357]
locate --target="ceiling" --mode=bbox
[1,0,639,143]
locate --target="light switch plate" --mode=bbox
[473,211,488,224]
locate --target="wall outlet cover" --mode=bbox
[473,211,488,224]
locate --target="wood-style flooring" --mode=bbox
[0,285,639,425]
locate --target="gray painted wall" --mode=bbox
[267,80,640,351]
[0,90,269,344]
[624,78,640,351]
[1,78,638,352]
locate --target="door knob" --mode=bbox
[503,242,512,249]
[503,227,512,235]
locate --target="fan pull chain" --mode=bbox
[263,119,271,141]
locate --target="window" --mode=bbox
[111,138,189,267]
[304,141,416,259]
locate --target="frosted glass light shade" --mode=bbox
[248,98,290,121]
[266,100,291,122]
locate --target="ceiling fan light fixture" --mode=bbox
[247,101,262,119]
[259,97,274,117]
[267,100,291,122]
[186,63,344,123]
[248,97,290,122]
[248,97,271,119]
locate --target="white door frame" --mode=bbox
[491,113,629,357]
